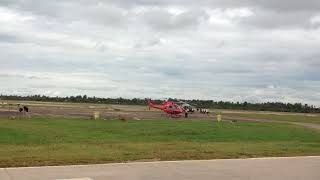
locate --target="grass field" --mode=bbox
[0,117,320,167]
[222,113,320,124]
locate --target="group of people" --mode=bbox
[197,108,210,114]
[19,106,29,113]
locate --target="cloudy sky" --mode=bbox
[0,0,320,106]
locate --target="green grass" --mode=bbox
[222,113,320,124]
[0,117,320,167]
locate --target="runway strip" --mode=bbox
[1,156,319,180]
[223,116,320,130]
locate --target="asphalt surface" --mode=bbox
[223,116,320,130]
[1,156,319,180]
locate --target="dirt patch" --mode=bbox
[1,102,319,130]
[0,103,216,121]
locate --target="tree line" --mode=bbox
[0,94,319,113]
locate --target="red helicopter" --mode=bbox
[147,99,187,118]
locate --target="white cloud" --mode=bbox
[0,0,319,106]
[310,15,320,26]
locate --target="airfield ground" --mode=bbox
[0,101,319,167]
[1,100,320,123]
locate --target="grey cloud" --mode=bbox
[202,0,320,12]
[1,0,320,106]
[0,0,63,17]
[2,0,319,30]
[0,33,20,43]
[239,9,318,29]
[133,38,162,49]
[102,0,320,12]
[77,0,320,12]
[234,0,320,12]
[140,8,209,30]
[2,0,320,12]
[73,3,129,26]
[305,54,320,67]
[1,0,129,27]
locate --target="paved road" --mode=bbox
[223,116,320,130]
[290,122,320,130]
[1,156,319,180]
